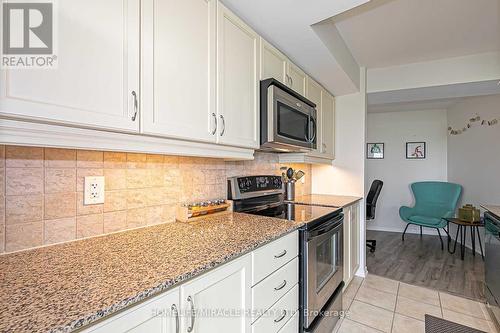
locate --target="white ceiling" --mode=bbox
[334,0,500,68]
[221,0,369,96]
[368,79,500,112]
[368,98,462,113]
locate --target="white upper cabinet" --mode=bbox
[320,91,335,159]
[0,0,140,132]
[260,38,306,95]
[180,254,252,333]
[287,62,306,96]
[142,0,217,143]
[260,38,287,84]
[217,3,259,149]
[305,77,323,157]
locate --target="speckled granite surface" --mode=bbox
[0,213,303,333]
[481,205,500,219]
[293,194,362,208]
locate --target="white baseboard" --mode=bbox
[367,225,439,236]
[367,225,483,254]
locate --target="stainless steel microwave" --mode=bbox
[260,79,317,152]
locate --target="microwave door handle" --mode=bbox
[309,117,317,143]
[304,119,310,142]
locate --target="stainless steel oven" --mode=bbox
[260,78,317,152]
[302,214,343,332]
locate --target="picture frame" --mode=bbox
[406,142,426,159]
[367,143,384,159]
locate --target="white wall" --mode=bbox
[312,69,367,276]
[448,94,500,210]
[312,93,366,196]
[365,109,449,234]
[367,52,500,93]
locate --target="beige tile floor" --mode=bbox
[333,274,498,333]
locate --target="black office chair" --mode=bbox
[366,180,383,253]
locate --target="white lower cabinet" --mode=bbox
[82,288,179,333]
[251,285,299,333]
[180,254,252,333]
[251,231,299,333]
[82,232,299,333]
[343,201,361,288]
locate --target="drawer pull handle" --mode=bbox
[274,280,287,291]
[274,310,287,323]
[131,91,138,121]
[274,250,287,258]
[171,304,179,333]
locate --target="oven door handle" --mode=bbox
[308,215,343,239]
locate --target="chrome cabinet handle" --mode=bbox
[274,280,287,291]
[219,115,225,136]
[285,74,289,86]
[290,76,294,87]
[274,310,287,323]
[274,250,287,258]
[322,143,327,153]
[187,296,195,333]
[211,113,217,135]
[171,304,179,333]
[131,91,138,121]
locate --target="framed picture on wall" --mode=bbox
[406,142,426,159]
[367,143,384,159]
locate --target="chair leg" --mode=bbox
[437,228,444,250]
[366,240,377,253]
[402,224,410,241]
[420,226,423,237]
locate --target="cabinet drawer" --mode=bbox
[277,311,299,333]
[252,257,298,322]
[251,285,298,333]
[252,231,298,285]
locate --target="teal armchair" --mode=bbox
[400,181,462,250]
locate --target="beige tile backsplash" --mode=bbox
[0,145,311,253]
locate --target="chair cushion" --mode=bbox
[408,215,444,226]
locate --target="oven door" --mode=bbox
[266,84,316,151]
[305,216,343,328]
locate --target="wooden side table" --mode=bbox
[445,218,484,260]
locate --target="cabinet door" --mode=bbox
[350,203,360,274]
[287,62,306,96]
[320,91,335,159]
[0,0,140,132]
[260,38,287,84]
[217,3,259,149]
[180,254,252,333]
[343,205,352,285]
[305,77,323,157]
[141,0,216,142]
[83,288,180,333]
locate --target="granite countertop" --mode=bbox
[0,212,303,333]
[293,194,363,208]
[481,205,500,219]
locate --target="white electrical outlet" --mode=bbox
[84,176,105,205]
